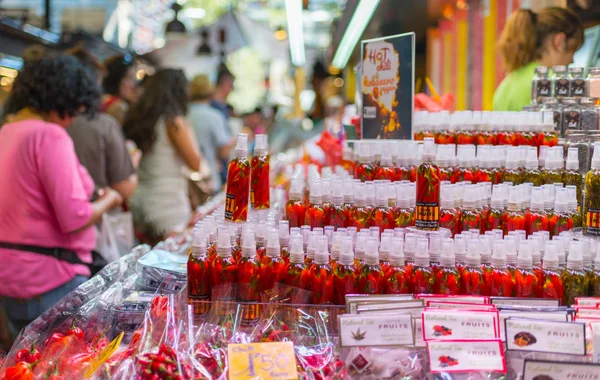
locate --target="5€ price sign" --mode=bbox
[228,342,297,380]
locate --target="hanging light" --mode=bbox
[197,29,212,55]
[165,2,186,33]
[285,0,306,67]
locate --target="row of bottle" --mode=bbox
[348,140,586,184]
[531,65,598,103]
[223,133,270,223]
[187,218,600,307]
[411,110,558,146]
[528,97,600,137]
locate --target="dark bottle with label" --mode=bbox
[415,138,441,230]
[552,65,570,98]
[568,67,586,97]
[532,66,551,104]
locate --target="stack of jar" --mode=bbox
[531,65,599,103]
[413,110,559,146]
[188,213,600,307]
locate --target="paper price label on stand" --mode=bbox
[228,342,297,380]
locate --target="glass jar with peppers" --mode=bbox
[250,134,270,210]
[225,134,251,222]
[433,239,460,295]
[310,236,334,304]
[490,240,513,297]
[415,138,441,231]
[333,237,358,304]
[285,179,306,228]
[188,230,211,316]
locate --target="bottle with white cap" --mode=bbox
[333,236,359,303]
[541,240,564,300]
[429,234,443,274]
[439,185,459,236]
[373,184,393,232]
[188,228,211,313]
[505,235,519,274]
[355,142,374,182]
[525,187,549,236]
[393,184,413,228]
[305,180,325,229]
[524,146,543,186]
[285,178,307,228]
[415,137,441,231]
[251,134,270,210]
[459,186,482,232]
[310,235,333,303]
[542,147,565,185]
[490,240,513,297]
[565,186,581,228]
[564,147,582,202]
[321,178,333,226]
[502,147,523,185]
[583,146,600,236]
[488,186,505,232]
[330,181,346,229]
[260,229,285,292]
[376,142,398,181]
[213,227,237,294]
[413,237,433,294]
[238,231,261,303]
[435,238,460,295]
[504,186,526,235]
[461,239,485,295]
[358,237,384,294]
[379,233,393,270]
[225,133,251,222]
[354,231,369,268]
[561,241,587,305]
[479,235,493,294]
[514,240,537,298]
[330,232,343,267]
[382,237,409,294]
[454,234,468,276]
[278,221,290,262]
[550,188,573,237]
[350,183,370,231]
[457,144,477,183]
[283,235,308,289]
[591,244,600,296]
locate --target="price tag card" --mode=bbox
[491,297,560,307]
[228,342,297,380]
[427,340,506,374]
[504,318,586,355]
[522,359,600,380]
[338,314,414,347]
[422,310,500,341]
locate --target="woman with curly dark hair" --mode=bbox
[0,56,123,334]
[124,69,203,243]
[102,54,138,125]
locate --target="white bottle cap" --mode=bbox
[389,237,405,266]
[314,235,330,265]
[466,239,482,267]
[404,233,417,262]
[567,241,584,270]
[309,180,323,204]
[365,237,380,265]
[566,147,579,170]
[380,234,392,262]
[504,235,518,266]
[554,188,569,213]
[279,221,290,245]
[440,238,456,267]
[266,229,281,258]
[517,240,533,270]
[429,235,442,263]
[525,146,539,170]
[414,237,430,267]
[542,241,559,270]
[241,231,257,258]
[217,227,232,257]
[355,232,368,261]
[339,236,355,266]
[479,236,492,265]
[234,133,249,158]
[376,183,389,207]
[491,240,507,268]
[254,134,268,156]
[192,227,207,256]
[307,232,318,260]
[454,234,467,264]
[422,137,436,161]
[330,232,343,261]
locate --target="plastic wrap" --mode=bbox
[340,346,428,379]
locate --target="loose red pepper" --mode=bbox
[3,362,34,380]
[66,321,84,340]
[14,344,41,364]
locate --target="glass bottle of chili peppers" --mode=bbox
[333,237,358,304]
[330,181,347,229]
[355,142,374,182]
[188,230,211,316]
[250,134,270,210]
[415,138,441,231]
[305,180,326,228]
[384,238,410,294]
[350,183,371,231]
[283,236,309,290]
[225,133,251,222]
[503,154,523,185]
[379,234,392,273]
[583,150,600,236]
[357,237,384,294]
[540,241,564,302]
[341,143,355,174]
[413,238,433,294]
[530,238,545,298]
[305,232,319,267]
[278,221,290,264]
[439,185,458,236]
[259,230,286,293]
[461,240,485,295]
[479,236,493,296]
[459,187,481,232]
[490,240,513,297]
[487,192,505,234]
[567,186,582,228]
[455,145,477,183]
[542,149,565,185]
[237,231,261,303]
[255,223,267,260]
[549,190,573,237]
[504,188,526,235]
[285,179,306,228]
[514,241,537,298]
[453,234,468,277]
[212,228,238,299]
[320,178,333,226]
[375,143,398,181]
[329,232,343,270]
[392,184,413,228]
[429,234,443,277]
[310,236,334,304]
[526,188,549,237]
[589,252,600,297]
[564,148,583,204]
[561,241,589,306]
[436,145,454,183]
[342,180,354,227]
[433,239,460,295]
[373,184,394,233]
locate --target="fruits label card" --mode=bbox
[504,318,586,355]
[338,314,414,347]
[522,359,600,380]
[426,301,497,310]
[422,310,499,341]
[491,297,560,307]
[498,311,569,341]
[427,340,506,373]
[416,294,489,304]
[575,297,600,306]
[357,305,424,317]
[344,294,416,313]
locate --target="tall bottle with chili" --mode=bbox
[283,236,309,289]
[333,237,358,304]
[305,180,325,228]
[514,240,537,298]
[311,236,334,304]
[250,134,270,210]
[188,229,211,315]
[350,183,371,231]
[357,237,384,294]
[434,238,460,295]
[384,237,410,294]
[583,149,600,236]
[540,241,564,302]
[355,142,374,182]
[561,241,589,306]
[373,184,393,232]
[211,228,238,300]
[415,138,441,230]
[490,240,513,297]
[225,133,251,222]
[461,240,485,295]
[286,179,306,228]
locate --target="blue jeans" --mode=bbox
[1,275,88,338]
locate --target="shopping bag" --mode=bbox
[97,211,134,262]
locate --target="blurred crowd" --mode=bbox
[0,47,273,343]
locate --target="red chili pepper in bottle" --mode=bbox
[439,185,458,236]
[305,180,325,228]
[260,230,286,293]
[514,261,538,298]
[237,234,261,304]
[415,138,441,231]
[310,237,334,304]
[503,189,526,235]
[354,143,374,182]
[283,236,309,290]
[549,195,573,237]
[459,190,481,233]
[372,185,393,232]
[434,240,461,295]
[409,163,418,183]
[225,134,251,222]
[211,229,238,295]
[457,130,475,145]
[461,241,485,295]
[526,207,549,237]
[333,243,358,304]
[285,183,306,228]
[375,147,398,181]
[540,241,564,303]
[250,134,270,210]
[188,231,211,315]
[411,238,433,294]
[357,238,384,294]
[350,183,371,231]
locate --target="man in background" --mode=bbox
[210,64,235,183]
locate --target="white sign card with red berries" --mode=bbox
[421,310,500,341]
[427,340,507,374]
[504,318,586,356]
[338,314,414,347]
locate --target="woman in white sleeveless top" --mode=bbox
[123,69,202,243]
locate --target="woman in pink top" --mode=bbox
[0,56,123,336]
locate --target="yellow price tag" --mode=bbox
[228,342,297,380]
[84,332,124,378]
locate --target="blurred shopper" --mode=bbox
[0,56,122,333]
[67,48,138,199]
[494,7,583,111]
[124,69,203,243]
[102,54,138,125]
[211,63,235,126]
[189,74,233,193]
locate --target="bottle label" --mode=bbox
[505,318,586,355]
[427,340,506,373]
[415,203,439,230]
[225,192,235,220]
[523,360,600,379]
[570,79,586,97]
[188,294,211,315]
[240,302,261,327]
[555,79,570,96]
[422,310,500,341]
[564,110,581,130]
[586,208,600,235]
